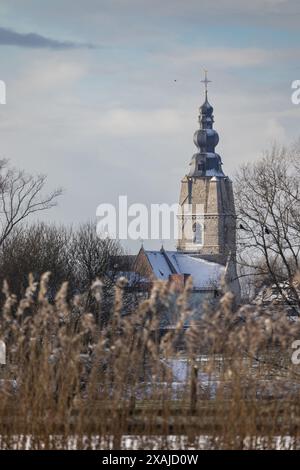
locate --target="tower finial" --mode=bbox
[201,69,211,99]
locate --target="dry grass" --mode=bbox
[0,273,300,450]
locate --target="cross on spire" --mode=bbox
[201,69,211,99]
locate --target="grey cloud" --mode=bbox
[0,26,96,49]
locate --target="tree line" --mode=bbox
[0,159,128,325]
[2,141,300,316]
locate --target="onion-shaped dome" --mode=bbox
[193,128,219,153]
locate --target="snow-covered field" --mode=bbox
[0,435,298,450]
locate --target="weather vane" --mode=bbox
[201,69,211,98]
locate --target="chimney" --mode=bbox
[169,273,185,291]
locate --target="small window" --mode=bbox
[192,222,203,244]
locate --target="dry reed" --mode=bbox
[0,274,300,450]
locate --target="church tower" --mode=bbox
[177,73,237,267]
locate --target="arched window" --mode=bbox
[192,222,203,245]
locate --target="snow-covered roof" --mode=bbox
[254,281,300,305]
[143,249,224,289]
[167,251,224,288]
[253,281,300,317]
[205,169,225,177]
[144,251,173,280]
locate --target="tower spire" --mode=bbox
[187,71,224,177]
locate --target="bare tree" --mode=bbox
[72,222,124,289]
[0,160,62,247]
[0,219,130,325]
[0,223,74,300]
[235,142,300,310]
[72,222,128,324]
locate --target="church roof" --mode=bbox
[142,248,224,290]
[143,250,174,280]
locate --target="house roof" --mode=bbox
[144,251,174,280]
[254,281,300,305]
[142,248,224,289]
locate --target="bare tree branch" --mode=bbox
[235,142,300,311]
[0,163,62,247]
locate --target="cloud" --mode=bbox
[17,58,88,92]
[96,108,183,136]
[0,0,298,247]
[163,47,271,68]
[0,26,95,49]
[265,118,286,142]
[157,46,300,70]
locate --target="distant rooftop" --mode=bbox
[142,249,224,290]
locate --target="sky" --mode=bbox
[0,0,299,252]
